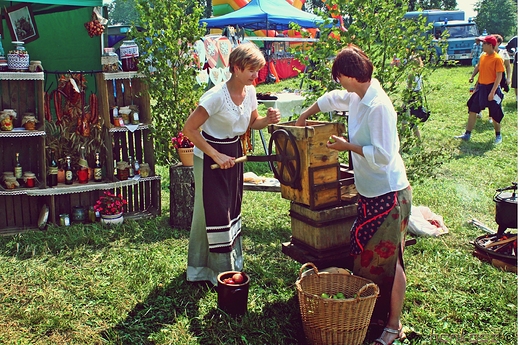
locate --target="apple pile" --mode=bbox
[223,272,246,285]
[320,292,348,299]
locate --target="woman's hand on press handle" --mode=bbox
[212,152,236,170]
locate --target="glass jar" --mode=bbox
[28,60,43,72]
[72,206,86,223]
[139,163,150,178]
[102,47,119,72]
[116,161,129,180]
[8,41,29,71]
[22,113,37,130]
[0,111,14,131]
[120,40,139,72]
[119,106,131,125]
[4,175,19,189]
[23,171,36,188]
[59,213,70,226]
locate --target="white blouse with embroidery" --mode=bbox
[195,82,257,158]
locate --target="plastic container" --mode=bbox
[217,271,250,316]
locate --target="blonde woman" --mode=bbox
[183,42,281,286]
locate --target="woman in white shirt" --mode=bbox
[183,43,280,286]
[296,44,411,345]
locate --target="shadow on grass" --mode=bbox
[0,215,188,260]
[101,271,307,345]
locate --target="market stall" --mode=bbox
[0,0,161,234]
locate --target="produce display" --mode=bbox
[320,292,355,299]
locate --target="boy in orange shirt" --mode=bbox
[455,35,505,144]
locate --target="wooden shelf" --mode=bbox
[0,72,44,80]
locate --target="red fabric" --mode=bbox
[256,58,306,84]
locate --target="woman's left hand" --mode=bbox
[266,107,281,124]
[326,134,349,151]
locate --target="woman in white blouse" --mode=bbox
[183,42,280,286]
[296,44,411,345]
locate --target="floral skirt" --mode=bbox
[352,186,412,325]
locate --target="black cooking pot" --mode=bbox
[494,182,517,230]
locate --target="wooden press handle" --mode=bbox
[210,156,248,169]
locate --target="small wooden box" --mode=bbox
[269,120,346,210]
[289,201,357,256]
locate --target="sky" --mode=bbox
[456,0,478,18]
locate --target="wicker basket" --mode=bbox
[296,262,379,345]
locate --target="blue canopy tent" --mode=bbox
[199,0,324,31]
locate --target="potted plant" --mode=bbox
[172,131,194,166]
[93,191,127,226]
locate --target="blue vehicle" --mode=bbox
[404,10,480,62]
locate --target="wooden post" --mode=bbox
[169,164,194,230]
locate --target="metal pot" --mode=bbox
[494,182,517,232]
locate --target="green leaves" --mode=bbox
[132,0,206,165]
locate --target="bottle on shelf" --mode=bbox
[65,156,73,185]
[78,146,89,184]
[48,149,58,187]
[14,152,22,180]
[134,158,140,176]
[94,152,102,182]
[128,156,135,178]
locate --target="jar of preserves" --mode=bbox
[119,40,139,72]
[59,214,70,226]
[28,60,43,72]
[119,106,131,125]
[4,175,19,189]
[23,171,36,188]
[22,113,38,130]
[0,110,15,131]
[102,47,119,72]
[8,41,29,71]
[116,161,129,180]
[139,163,150,178]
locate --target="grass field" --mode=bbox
[0,65,517,344]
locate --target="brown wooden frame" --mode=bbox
[5,3,39,43]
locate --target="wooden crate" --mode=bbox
[0,194,45,234]
[269,120,346,210]
[289,201,357,256]
[44,178,161,225]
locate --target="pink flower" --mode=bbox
[172,132,194,149]
[93,191,127,215]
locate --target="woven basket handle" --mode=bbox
[355,283,379,299]
[298,262,319,279]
